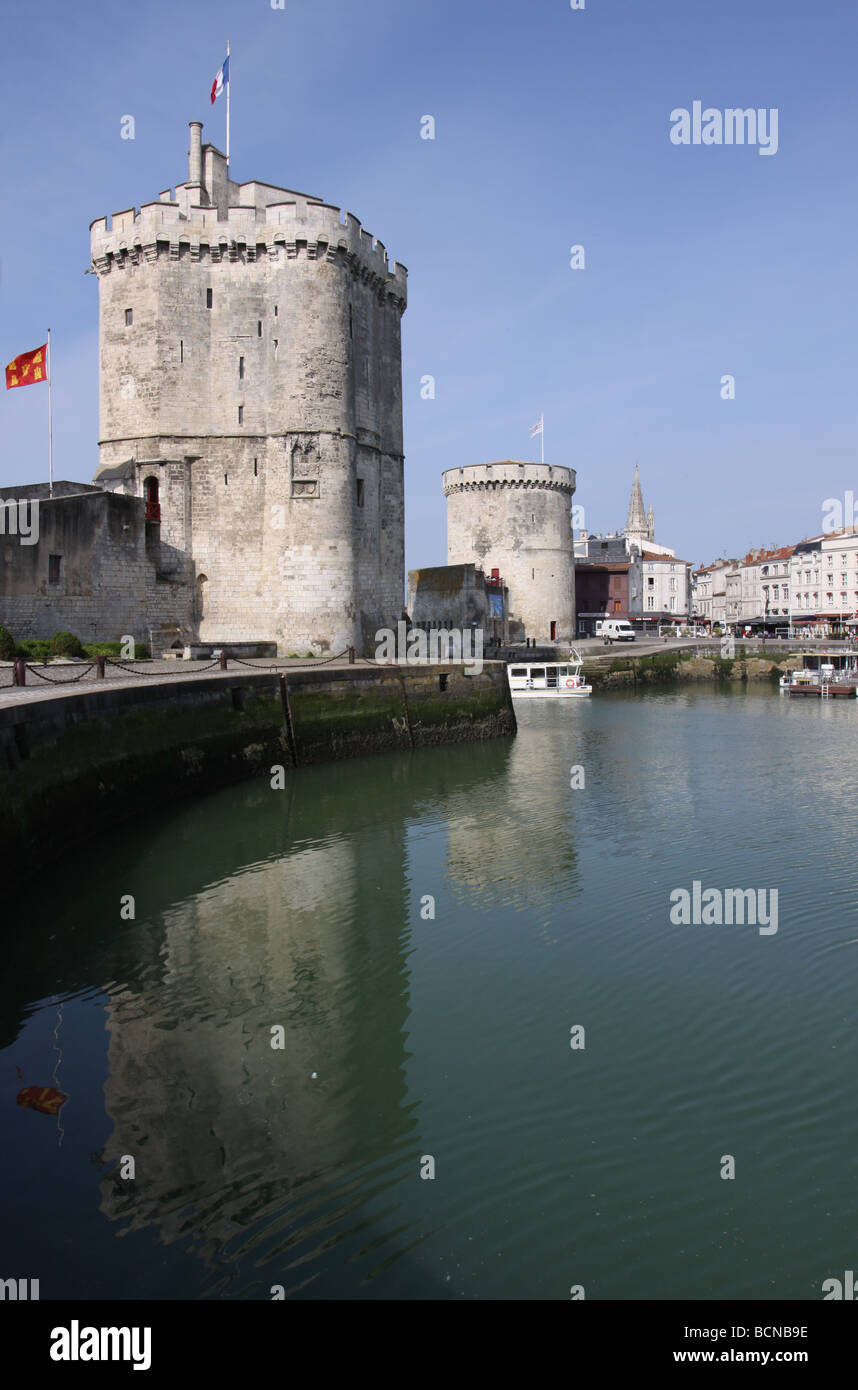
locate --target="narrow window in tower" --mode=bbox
[238,406,244,425]
[239,356,245,380]
[257,321,262,337]
[356,478,365,508]
[180,340,184,363]
[273,340,278,358]
[48,554,62,584]
[125,308,133,326]
[253,458,258,477]
[224,474,229,486]
[206,288,213,309]
[532,568,535,581]
[274,305,278,317]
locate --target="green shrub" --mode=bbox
[16,640,52,662]
[50,630,86,658]
[0,625,16,661]
[83,641,150,659]
[305,650,316,659]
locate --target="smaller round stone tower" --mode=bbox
[442,461,577,643]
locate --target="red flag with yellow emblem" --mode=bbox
[6,344,48,389]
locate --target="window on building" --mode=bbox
[647,576,654,588]
[274,305,278,317]
[206,288,213,308]
[253,458,258,477]
[125,308,133,326]
[257,320,263,337]
[180,340,184,363]
[48,554,61,584]
[224,474,229,486]
[239,357,245,380]
[356,478,365,507]
[144,476,160,522]
[238,405,244,424]
[647,596,654,610]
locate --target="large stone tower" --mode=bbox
[90,122,407,654]
[442,461,577,643]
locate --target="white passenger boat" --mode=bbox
[507,652,592,699]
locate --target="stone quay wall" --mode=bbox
[1,663,515,875]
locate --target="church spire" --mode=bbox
[646,502,655,542]
[625,464,648,544]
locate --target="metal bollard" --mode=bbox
[219,651,228,670]
[348,646,355,664]
[96,655,106,678]
[13,658,26,687]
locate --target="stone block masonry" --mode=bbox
[443,462,577,644]
[0,486,192,642]
[90,123,407,656]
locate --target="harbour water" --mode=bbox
[3,684,857,1300]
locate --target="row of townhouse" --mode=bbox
[692,528,858,634]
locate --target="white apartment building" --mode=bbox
[692,560,737,628]
[790,528,858,634]
[743,546,793,626]
[629,548,692,621]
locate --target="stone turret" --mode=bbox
[442,461,577,643]
[89,121,407,654]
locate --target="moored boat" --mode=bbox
[781,651,858,698]
[507,651,592,699]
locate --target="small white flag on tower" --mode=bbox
[529,414,544,438]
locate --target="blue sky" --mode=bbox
[2,0,857,570]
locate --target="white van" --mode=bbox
[600,619,636,644]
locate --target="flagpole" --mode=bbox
[541,415,544,465]
[226,38,230,166]
[47,328,53,499]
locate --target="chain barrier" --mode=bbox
[228,648,352,670]
[105,658,221,676]
[25,662,96,684]
[4,649,362,694]
[225,656,283,671]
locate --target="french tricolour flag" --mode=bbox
[211,54,229,104]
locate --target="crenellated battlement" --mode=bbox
[443,462,576,496]
[90,192,407,303]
